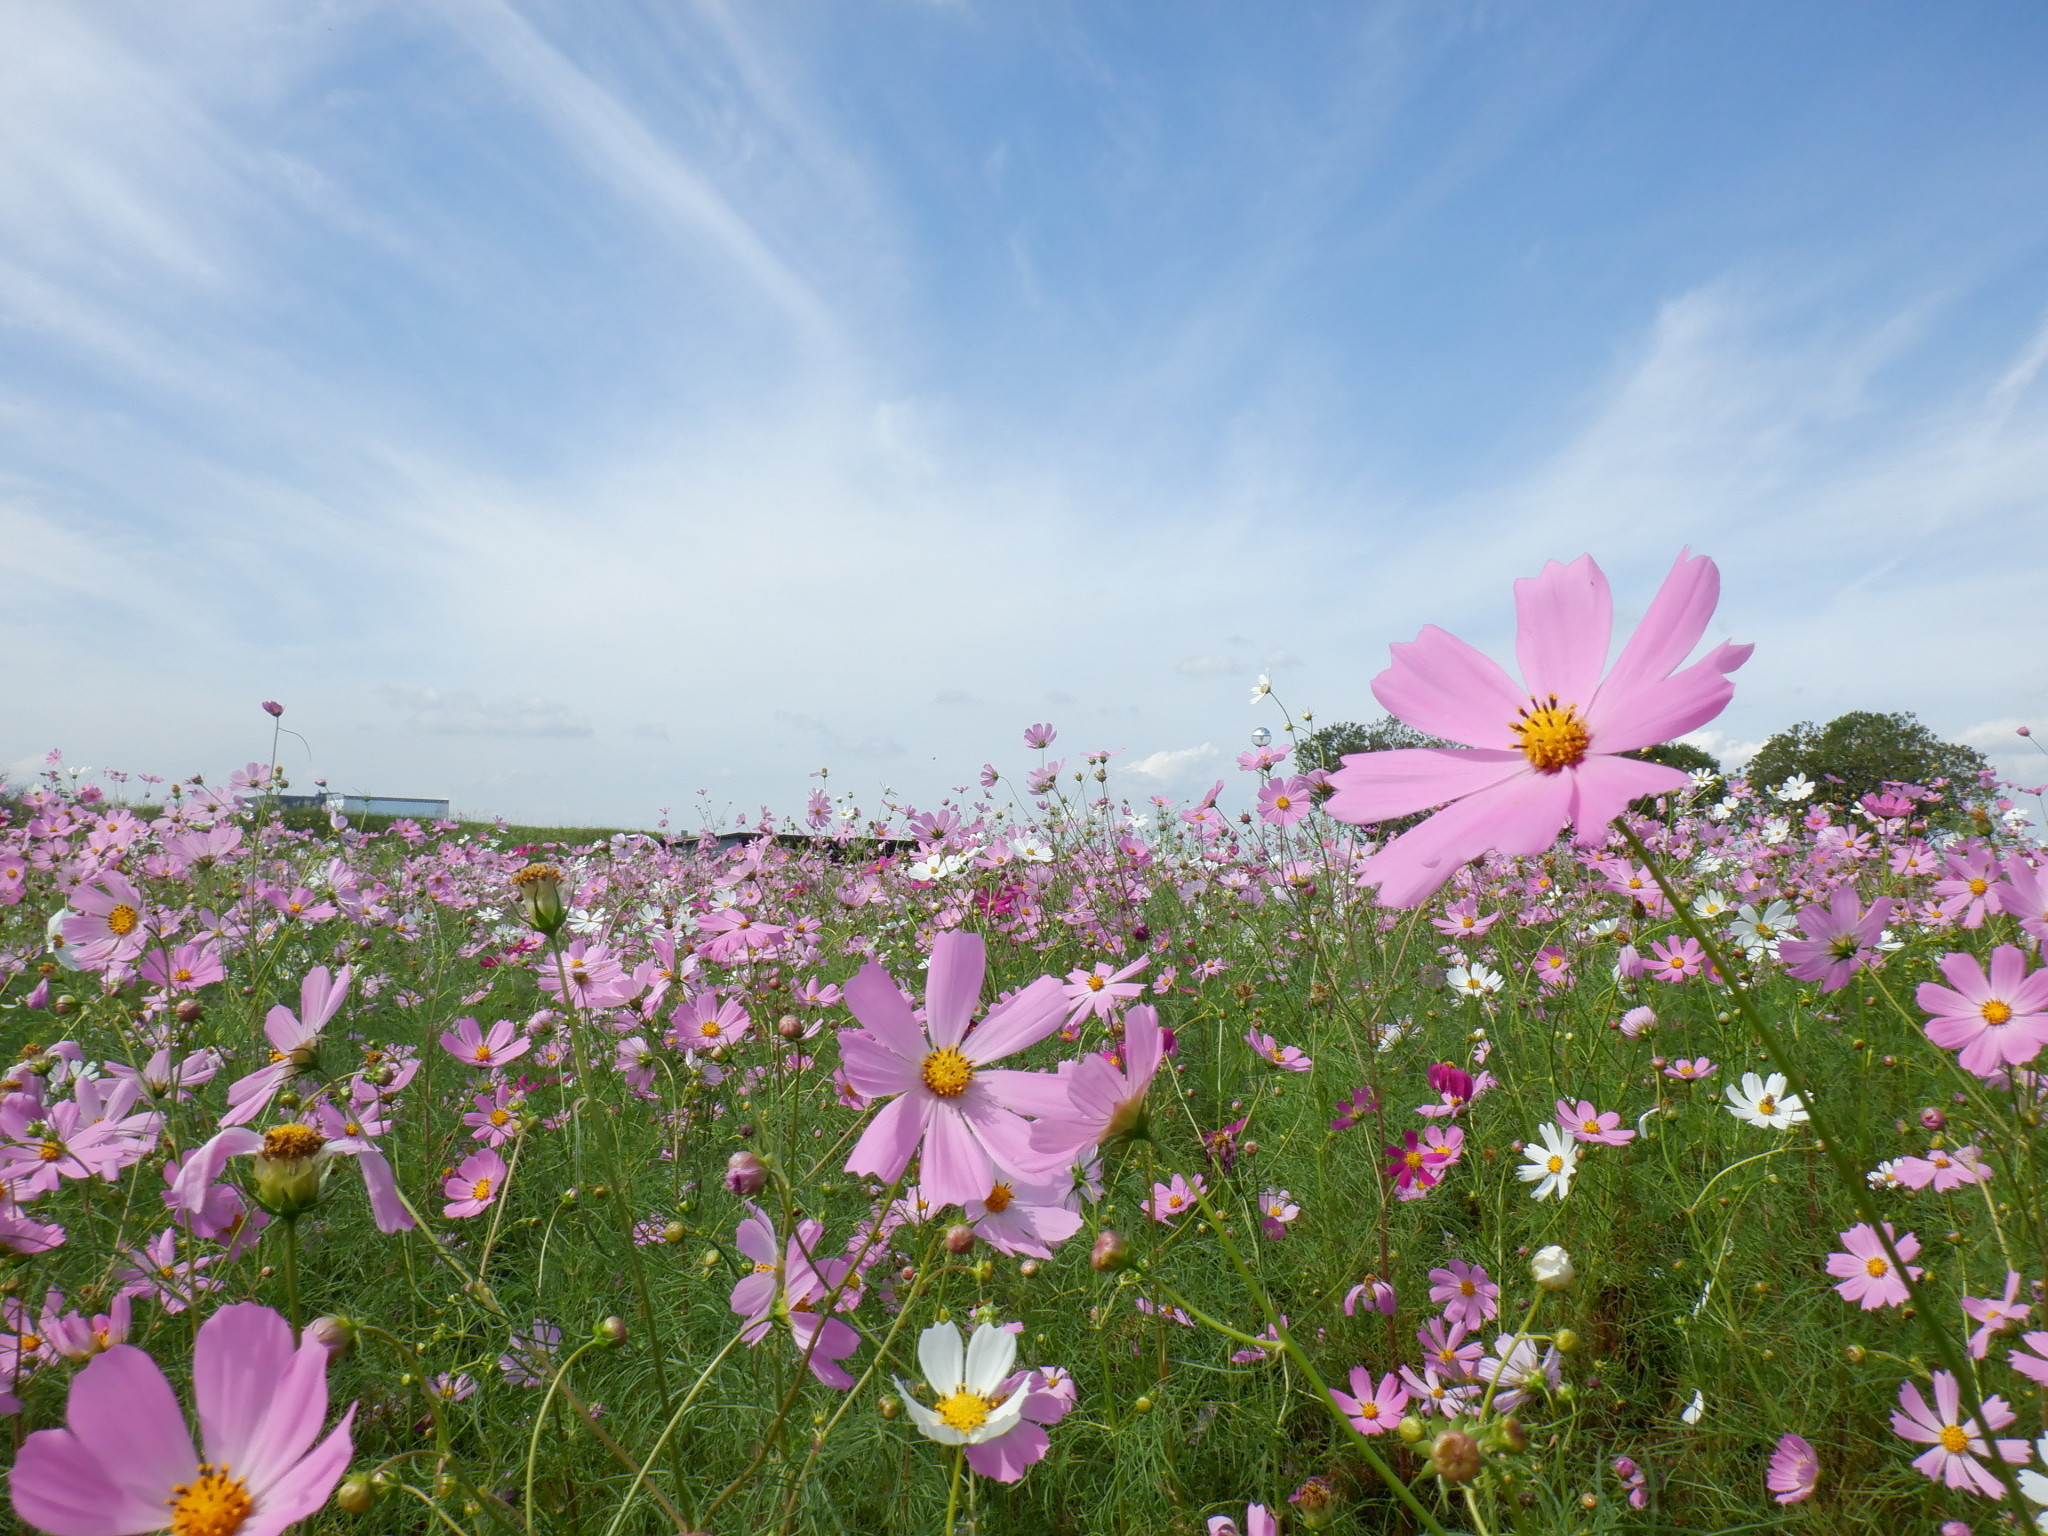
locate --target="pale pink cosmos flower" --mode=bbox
[105,1046,223,1103]
[1323,550,1751,906]
[439,1017,532,1069]
[838,931,1068,1210]
[2007,1331,2048,1386]
[1916,945,2048,1078]
[1061,956,1149,1022]
[1932,848,1999,928]
[1207,1505,1277,1536]
[1431,898,1499,939]
[1145,1173,1204,1223]
[9,1302,354,1536]
[1766,1431,1818,1503]
[57,870,151,968]
[1556,1098,1635,1147]
[1892,1144,1991,1192]
[1778,888,1892,994]
[1258,1188,1300,1239]
[728,1205,862,1389]
[1992,861,2048,943]
[174,1117,416,1235]
[222,966,353,1127]
[137,942,224,994]
[1244,1028,1312,1072]
[1398,1364,1478,1418]
[1257,776,1314,827]
[1825,1223,1922,1310]
[443,1149,507,1218]
[1890,1370,2029,1497]
[1330,1368,1408,1435]
[1617,1004,1658,1039]
[464,1084,525,1147]
[1028,1004,1168,1166]
[666,988,752,1053]
[961,1175,1083,1259]
[1959,1271,2028,1358]
[1663,1057,1716,1081]
[1647,936,1706,984]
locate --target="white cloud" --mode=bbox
[1119,743,1220,788]
[384,686,593,739]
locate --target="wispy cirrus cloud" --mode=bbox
[384,686,593,739]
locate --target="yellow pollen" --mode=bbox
[471,1178,494,1200]
[286,902,304,915]
[983,1181,1014,1212]
[920,1047,974,1098]
[474,1044,493,1061]
[1756,1097,1777,1116]
[1274,794,1292,810]
[1546,1155,1564,1174]
[1982,999,2014,1026]
[168,1462,252,1536]
[1086,975,1105,991]
[1864,1255,1889,1277]
[489,1109,511,1127]
[107,903,140,937]
[753,1261,777,1274]
[1938,1424,1970,1454]
[934,1389,992,1432]
[262,1124,325,1161]
[1458,1279,1476,1296]
[39,1140,64,1162]
[19,1333,39,1352]
[1405,1149,1426,1172]
[701,1021,722,1037]
[1511,697,1590,772]
[1583,1119,1602,1134]
[512,862,562,888]
[1969,878,1989,896]
[1360,1401,1381,1419]
[173,967,193,983]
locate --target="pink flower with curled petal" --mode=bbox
[1779,888,1892,994]
[1992,861,2048,944]
[1322,550,1751,906]
[1960,1271,2029,1359]
[1915,945,2048,1079]
[838,931,1069,1210]
[1028,1005,1168,1165]
[1766,1431,1818,1503]
[442,1149,507,1218]
[1330,1368,1408,1435]
[1890,1370,2029,1497]
[221,966,353,1127]
[9,1301,354,1536]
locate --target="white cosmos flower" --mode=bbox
[1516,1124,1578,1202]
[1681,1388,1705,1424]
[1011,836,1054,863]
[1729,900,1795,959]
[1773,773,1815,803]
[1445,964,1503,1001]
[897,1321,1028,1446]
[1723,1071,1808,1130]
[1250,674,1272,702]
[1690,888,1733,919]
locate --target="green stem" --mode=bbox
[941,1444,965,1536]
[280,1215,301,1331]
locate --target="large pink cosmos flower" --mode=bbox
[1028,1004,1168,1164]
[1324,551,1751,906]
[1890,1370,2028,1497]
[1916,944,2048,1078]
[221,967,353,1127]
[10,1301,355,1536]
[1825,1222,1921,1310]
[728,1203,861,1389]
[838,931,1068,1209]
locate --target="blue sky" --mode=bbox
[7,0,2048,825]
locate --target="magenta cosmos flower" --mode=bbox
[1766,1431,1819,1503]
[838,931,1068,1210]
[1778,888,1892,994]
[1916,945,2048,1078]
[1029,1004,1168,1164]
[10,1301,355,1536]
[1891,1370,2028,1497]
[1323,550,1751,906]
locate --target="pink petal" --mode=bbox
[28,1344,199,1532]
[843,962,927,1061]
[962,974,1068,1064]
[10,1424,180,1536]
[963,1420,1050,1483]
[843,1091,929,1185]
[839,1031,922,1098]
[1322,748,1530,825]
[1934,951,1993,1004]
[919,1101,994,1210]
[1360,772,1575,907]
[1585,641,1750,753]
[923,931,986,1049]
[1371,624,1526,749]
[1597,549,1719,699]
[241,1407,355,1536]
[171,1127,264,1211]
[976,1066,1079,1118]
[1124,1006,1165,1086]
[1513,555,1613,707]
[194,1304,313,1484]
[354,1147,417,1233]
[1565,755,1691,841]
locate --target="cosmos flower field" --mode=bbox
[5,554,2048,1536]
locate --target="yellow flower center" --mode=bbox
[935,1389,992,1432]
[38,1140,64,1162]
[1969,878,1988,896]
[1983,999,2014,1026]
[701,1021,722,1037]
[983,1181,1014,1212]
[1511,697,1590,773]
[489,1109,511,1127]
[920,1047,974,1097]
[474,1042,495,1061]
[1938,1424,1969,1454]
[173,967,193,983]
[1756,1097,1777,1116]
[1546,1155,1563,1174]
[168,1463,253,1536]
[1087,975,1105,991]
[1405,1149,1426,1172]
[1359,1400,1381,1419]
[1458,1279,1476,1296]
[471,1177,494,1200]
[262,1124,325,1161]
[1864,1255,1889,1277]
[107,903,140,937]
[1274,794,1292,810]
[1582,1119,1601,1134]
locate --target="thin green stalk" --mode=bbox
[941,1444,965,1536]
[599,1331,746,1536]
[523,1338,603,1535]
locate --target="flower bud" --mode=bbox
[1132,1394,1153,1413]
[1496,1417,1529,1453]
[1090,1229,1132,1272]
[175,999,204,1025]
[878,1394,901,1420]
[1396,1415,1426,1444]
[306,1315,356,1356]
[512,863,568,936]
[262,700,286,718]
[1552,1327,1580,1354]
[944,1223,977,1255]
[334,1474,376,1513]
[1531,1244,1574,1292]
[595,1316,628,1348]
[1918,1106,1947,1132]
[253,1124,329,1217]
[1841,1343,1866,1364]
[1018,1259,1041,1278]
[1288,1475,1336,1528]
[724,1151,767,1196]
[1429,1430,1482,1482]
[777,1015,802,1040]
